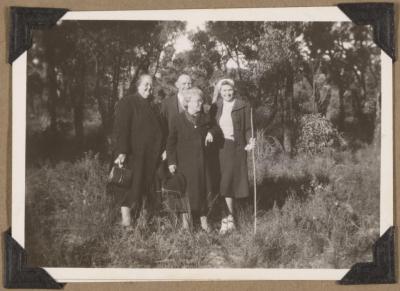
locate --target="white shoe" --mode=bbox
[182,213,191,231]
[200,216,211,233]
[227,215,236,231]
[219,218,228,235]
[121,206,131,227]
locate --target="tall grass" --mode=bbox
[25,152,114,266]
[25,135,380,268]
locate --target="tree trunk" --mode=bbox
[283,64,294,154]
[153,48,163,77]
[43,31,58,134]
[310,61,318,113]
[337,84,345,131]
[234,46,243,81]
[111,54,122,104]
[73,56,86,143]
[94,60,109,133]
[93,60,113,154]
[373,92,381,147]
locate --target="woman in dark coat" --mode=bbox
[211,78,255,234]
[113,74,165,226]
[166,87,217,231]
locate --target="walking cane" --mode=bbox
[250,107,257,235]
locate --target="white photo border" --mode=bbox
[11,6,393,282]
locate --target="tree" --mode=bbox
[303,22,380,144]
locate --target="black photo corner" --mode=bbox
[335,1,396,285]
[3,228,65,289]
[8,6,69,64]
[3,2,397,288]
[338,226,396,284]
[337,2,395,61]
[5,6,69,289]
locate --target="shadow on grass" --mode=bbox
[254,175,313,211]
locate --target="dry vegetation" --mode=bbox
[25,120,380,268]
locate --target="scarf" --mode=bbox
[185,111,201,126]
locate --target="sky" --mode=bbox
[173,20,205,53]
[172,19,239,69]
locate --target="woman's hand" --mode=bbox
[114,154,126,167]
[205,132,213,146]
[161,150,167,161]
[169,164,177,174]
[244,137,256,151]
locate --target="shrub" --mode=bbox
[296,113,345,154]
[249,129,284,185]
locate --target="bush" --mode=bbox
[249,129,283,185]
[296,113,345,154]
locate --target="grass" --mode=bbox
[25,136,380,268]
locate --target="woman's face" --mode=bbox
[220,84,235,102]
[187,95,203,115]
[137,76,153,99]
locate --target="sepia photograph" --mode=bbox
[11,7,393,281]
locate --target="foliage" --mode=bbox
[28,21,186,144]
[296,114,345,154]
[27,21,381,162]
[26,140,380,268]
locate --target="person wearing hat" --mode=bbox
[166,87,218,231]
[211,78,256,234]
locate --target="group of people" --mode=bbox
[112,73,255,234]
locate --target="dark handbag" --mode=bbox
[108,164,132,188]
[160,172,189,213]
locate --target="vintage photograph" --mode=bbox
[12,7,392,280]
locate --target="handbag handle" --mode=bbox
[115,156,127,168]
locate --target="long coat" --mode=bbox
[166,112,218,213]
[113,93,165,207]
[211,98,252,198]
[160,95,182,132]
[212,98,252,147]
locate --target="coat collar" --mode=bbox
[181,111,208,129]
[132,92,154,104]
[216,97,247,114]
[169,94,185,113]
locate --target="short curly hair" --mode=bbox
[180,87,204,108]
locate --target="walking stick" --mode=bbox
[250,107,257,235]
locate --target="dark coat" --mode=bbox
[210,98,253,199]
[113,93,165,207]
[211,98,252,147]
[166,112,218,213]
[160,95,183,132]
